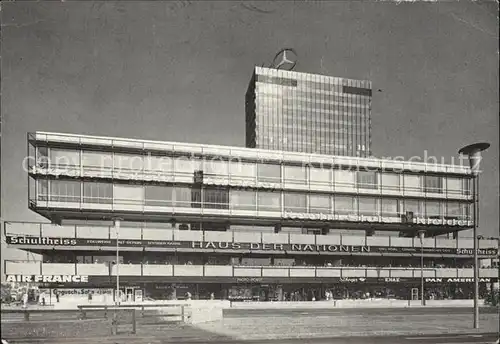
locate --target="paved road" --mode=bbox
[2,332,498,343]
[2,307,499,343]
[202,307,499,341]
[224,307,500,318]
[217,333,499,344]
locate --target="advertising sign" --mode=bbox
[283,211,473,227]
[5,275,89,283]
[134,289,143,302]
[6,235,497,256]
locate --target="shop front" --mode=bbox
[11,274,497,302]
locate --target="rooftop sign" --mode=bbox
[284,211,473,227]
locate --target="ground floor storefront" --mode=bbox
[36,276,497,303]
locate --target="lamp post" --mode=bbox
[112,218,121,335]
[114,218,121,305]
[417,230,426,306]
[458,142,490,329]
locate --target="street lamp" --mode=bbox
[114,218,121,306]
[458,142,490,329]
[112,218,122,335]
[417,230,426,306]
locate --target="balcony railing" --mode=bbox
[4,261,499,279]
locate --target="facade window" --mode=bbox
[82,151,113,169]
[145,155,173,173]
[50,149,80,168]
[229,161,256,182]
[230,190,256,211]
[425,201,442,218]
[114,154,144,171]
[309,167,331,187]
[424,176,443,194]
[37,147,49,168]
[174,157,202,177]
[37,179,49,201]
[173,186,192,208]
[49,180,81,203]
[309,194,331,213]
[358,197,379,216]
[53,180,77,203]
[284,192,307,212]
[203,187,229,209]
[113,185,144,205]
[283,165,307,185]
[381,173,400,191]
[257,163,281,183]
[334,170,355,187]
[446,202,459,218]
[256,74,298,87]
[204,159,229,177]
[257,191,281,212]
[334,195,357,215]
[446,202,469,220]
[462,203,471,220]
[342,85,372,96]
[145,185,174,207]
[381,198,399,216]
[357,171,378,189]
[462,179,471,196]
[403,175,421,192]
[83,182,112,204]
[402,199,422,217]
[446,177,462,196]
[191,188,202,208]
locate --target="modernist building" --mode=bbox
[3,132,498,302]
[245,66,372,157]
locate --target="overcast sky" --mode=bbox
[1,1,498,261]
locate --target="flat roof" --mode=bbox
[254,66,372,87]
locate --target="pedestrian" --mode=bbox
[22,293,28,309]
[55,290,60,303]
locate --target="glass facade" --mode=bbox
[245,67,372,157]
[27,132,474,229]
[32,145,473,197]
[31,178,472,220]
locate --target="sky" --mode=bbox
[1,1,498,262]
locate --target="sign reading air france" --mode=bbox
[5,275,89,283]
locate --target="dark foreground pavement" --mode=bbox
[2,307,499,343]
[2,332,499,344]
[223,306,500,317]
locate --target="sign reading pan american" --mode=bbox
[6,236,498,256]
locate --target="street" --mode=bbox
[1,307,499,343]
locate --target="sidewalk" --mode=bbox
[196,311,499,341]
